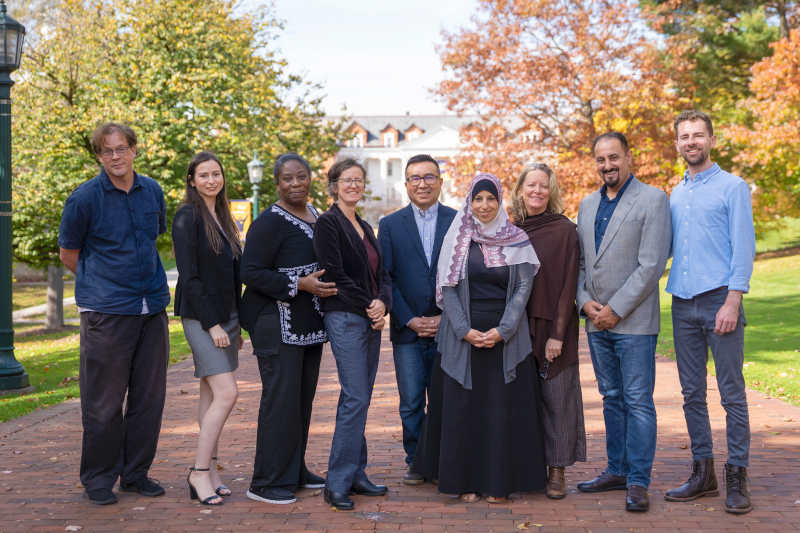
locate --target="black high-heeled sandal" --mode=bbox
[188,467,224,505]
[211,456,231,497]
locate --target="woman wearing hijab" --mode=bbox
[426,173,545,503]
[512,164,586,500]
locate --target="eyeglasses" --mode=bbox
[407,174,439,185]
[100,146,131,158]
[340,177,364,186]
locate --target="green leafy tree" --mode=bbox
[12,0,341,327]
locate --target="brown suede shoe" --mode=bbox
[724,464,752,514]
[546,466,566,499]
[665,458,718,502]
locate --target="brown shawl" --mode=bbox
[517,213,580,379]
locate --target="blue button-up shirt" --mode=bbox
[58,169,170,315]
[594,174,634,252]
[666,163,755,299]
[412,201,439,266]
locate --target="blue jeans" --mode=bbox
[392,337,437,465]
[586,331,657,488]
[672,288,750,467]
[324,311,382,493]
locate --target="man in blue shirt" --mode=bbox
[377,154,456,485]
[664,110,755,515]
[59,123,170,505]
[576,132,671,512]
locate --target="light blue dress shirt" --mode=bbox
[412,202,439,267]
[666,163,755,299]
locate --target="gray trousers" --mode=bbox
[672,287,750,467]
[79,311,169,490]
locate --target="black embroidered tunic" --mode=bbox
[239,203,327,349]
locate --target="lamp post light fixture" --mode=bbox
[247,152,264,217]
[0,0,29,393]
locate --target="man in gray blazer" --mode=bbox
[575,132,671,512]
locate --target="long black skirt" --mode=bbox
[414,299,546,497]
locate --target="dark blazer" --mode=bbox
[172,204,241,330]
[313,203,391,317]
[378,202,457,344]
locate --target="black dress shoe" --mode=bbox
[120,477,165,497]
[351,478,388,496]
[323,488,354,510]
[85,488,117,505]
[626,484,649,512]
[577,471,627,493]
[402,468,424,486]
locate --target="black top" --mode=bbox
[313,203,392,317]
[173,204,241,329]
[239,203,327,347]
[467,241,508,300]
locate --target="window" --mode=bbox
[382,132,395,147]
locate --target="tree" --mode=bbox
[436,0,684,213]
[725,29,800,228]
[12,0,341,326]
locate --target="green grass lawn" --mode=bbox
[12,282,75,311]
[756,217,800,253]
[657,253,800,406]
[0,318,191,422]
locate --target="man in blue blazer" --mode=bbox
[378,154,457,485]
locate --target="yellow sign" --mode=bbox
[229,200,252,241]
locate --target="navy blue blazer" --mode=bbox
[378,202,457,344]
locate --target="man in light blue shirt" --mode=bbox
[665,110,755,515]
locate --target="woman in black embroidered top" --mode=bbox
[240,153,337,505]
[313,158,392,511]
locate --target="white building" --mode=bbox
[333,114,480,222]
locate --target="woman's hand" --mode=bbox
[544,338,563,362]
[298,269,338,297]
[464,329,486,348]
[371,316,386,330]
[208,324,231,348]
[366,299,386,321]
[482,328,503,348]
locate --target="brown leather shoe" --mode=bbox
[665,458,718,502]
[546,466,566,499]
[724,464,752,514]
[577,471,627,493]
[626,484,649,512]
[402,468,425,486]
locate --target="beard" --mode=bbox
[680,147,710,167]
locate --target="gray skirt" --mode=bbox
[539,362,587,467]
[182,313,240,378]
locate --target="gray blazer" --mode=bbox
[436,262,534,390]
[576,177,671,335]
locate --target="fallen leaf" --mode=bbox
[132,507,145,511]
[179,389,188,395]
[200,509,212,514]
[65,527,82,532]
[517,522,530,530]
[49,457,58,462]
[706,507,715,511]
[679,444,688,449]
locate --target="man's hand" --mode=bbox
[594,305,621,330]
[297,269,337,297]
[582,300,603,326]
[59,247,79,274]
[715,291,742,335]
[544,338,563,362]
[366,299,386,321]
[408,316,440,338]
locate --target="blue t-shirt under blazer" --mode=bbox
[58,169,170,315]
[666,163,755,299]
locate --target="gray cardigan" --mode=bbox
[436,262,535,390]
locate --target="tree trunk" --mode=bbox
[45,264,64,329]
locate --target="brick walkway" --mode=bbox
[2,330,799,532]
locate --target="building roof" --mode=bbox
[332,114,481,147]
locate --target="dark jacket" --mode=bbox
[313,203,391,317]
[172,204,241,329]
[377,203,457,344]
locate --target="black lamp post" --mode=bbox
[0,1,28,393]
[247,153,264,217]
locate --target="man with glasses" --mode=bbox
[58,122,170,505]
[378,154,456,484]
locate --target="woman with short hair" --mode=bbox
[313,158,392,511]
[240,153,336,505]
[511,163,586,499]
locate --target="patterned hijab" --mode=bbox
[436,173,540,306]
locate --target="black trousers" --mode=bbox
[79,311,169,491]
[251,342,323,492]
